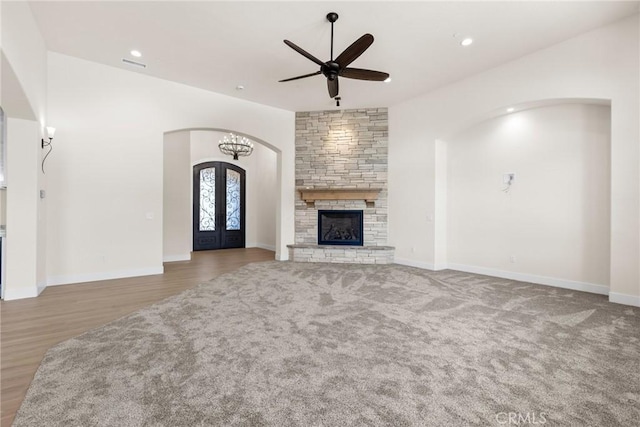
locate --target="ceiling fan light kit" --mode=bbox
[279,12,389,105]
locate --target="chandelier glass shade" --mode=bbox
[218,133,254,160]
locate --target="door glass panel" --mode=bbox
[226,169,241,230]
[199,167,216,231]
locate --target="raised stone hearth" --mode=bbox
[287,244,395,264]
[291,108,394,264]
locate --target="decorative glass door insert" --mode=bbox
[226,169,241,230]
[199,168,216,231]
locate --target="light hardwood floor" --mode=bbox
[0,248,275,426]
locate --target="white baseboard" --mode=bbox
[3,286,40,300]
[447,263,609,295]
[47,266,164,287]
[163,254,191,262]
[253,243,276,252]
[394,260,637,307]
[609,292,640,307]
[394,257,436,271]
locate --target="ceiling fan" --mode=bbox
[279,12,390,103]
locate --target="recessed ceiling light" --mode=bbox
[384,77,391,83]
[130,50,142,58]
[236,85,245,91]
[507,107,515,113]
[460,38,473,47]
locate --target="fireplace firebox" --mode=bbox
[318,210,363,246]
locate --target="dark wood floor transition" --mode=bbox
[0,248,275,426]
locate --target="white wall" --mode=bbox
[389,14,639,305]
[163,131,191,261]
[447,104,611,293]
[254,146,278,250]
[46,53,293,286]
[1,1,48,300]
[1,1,47,121]
[4,118,40,299]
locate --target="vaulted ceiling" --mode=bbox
[29,1,639,112]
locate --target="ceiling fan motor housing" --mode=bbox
[322,62,340,80]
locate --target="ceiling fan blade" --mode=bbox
[328,78,339,98]
[335,34,374,68]
[340,68,389,81]
[279,71,322,82]
[284,40,325,67]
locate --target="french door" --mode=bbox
[193,162,246,251]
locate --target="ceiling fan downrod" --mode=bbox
[327,12,338,61]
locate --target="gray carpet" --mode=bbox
[13,261,640,426]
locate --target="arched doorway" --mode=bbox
[163,128,289,262]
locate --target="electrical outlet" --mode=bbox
[510,255,517,263]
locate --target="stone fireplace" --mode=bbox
[288,108,394,264]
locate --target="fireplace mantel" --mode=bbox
[298,188,382,206]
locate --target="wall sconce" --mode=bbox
[41,126,55,174]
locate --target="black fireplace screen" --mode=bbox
[318,210,364,246]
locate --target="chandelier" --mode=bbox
[218,133,254,160]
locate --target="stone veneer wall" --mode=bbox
[292,108,392,263]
